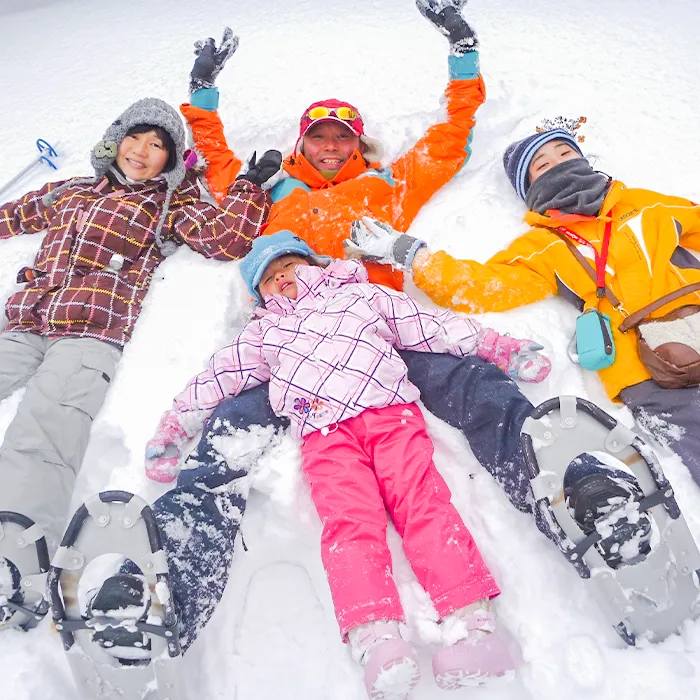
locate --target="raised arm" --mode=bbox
[387,1,485,227]
[180,27,243,202]
[181,104,242,203]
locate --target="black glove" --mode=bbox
[189,27,240,93]
[236,150,284,188]
[416,0,478,54]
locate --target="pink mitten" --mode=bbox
[144,410,189,483]
[476,328,551,383]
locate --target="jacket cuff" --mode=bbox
[392,235,427,270]
[190,87,220,111]
[448,52,480,80]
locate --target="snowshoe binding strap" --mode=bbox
[521,396,700,645]
[0,512,50,631]
[48,491,181,700]
[86,573,152,663]
[565,472,653,569]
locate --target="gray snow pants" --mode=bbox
[620,380,700,485]
[0,332,121,553]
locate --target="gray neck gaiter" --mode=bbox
[525,159,611,216]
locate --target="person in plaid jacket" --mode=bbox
[0,97,269,569]
[146,231,550,694]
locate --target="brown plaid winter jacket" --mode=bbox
[0,172,269,347]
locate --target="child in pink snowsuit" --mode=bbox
[145,230,551,698]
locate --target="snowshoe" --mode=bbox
[48,491,181,700]
[0,511,50,631]
[521,395,700,645]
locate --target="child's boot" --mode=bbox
[349,620,420,700]
[432,599,515,689]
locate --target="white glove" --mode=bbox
[343,217,426,271]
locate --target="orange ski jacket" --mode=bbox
[181,58,485,291]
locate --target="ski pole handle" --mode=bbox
[36,138,59,170]
[0,139,61,201]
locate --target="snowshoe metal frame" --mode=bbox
[521,395,700,645]
[0,511,50,631]
[48,491,181,700]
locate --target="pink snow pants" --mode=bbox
[301,403,500,640]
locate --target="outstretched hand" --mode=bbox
[416,0,478,54]
[476,329,552,383]
[144,410,190,483]
[344,217,426,272]
[190,27,240,93]
[345,218,399,262]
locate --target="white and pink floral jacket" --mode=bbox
[173,259,492,438]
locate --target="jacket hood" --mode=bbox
[260,259,368,316]
[92,97,188,192]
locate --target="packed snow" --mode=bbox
[1,0,700,699]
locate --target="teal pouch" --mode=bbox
[575,309,616,371]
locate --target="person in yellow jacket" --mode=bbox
[346,127,700,485]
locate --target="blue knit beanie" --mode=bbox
[241,230,316,303]
[503,129,584,201]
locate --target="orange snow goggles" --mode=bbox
[307,106,358,121]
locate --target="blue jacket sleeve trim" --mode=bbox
[357,168,396,187]
[270,177,311,203]
[459,128,475,172]
[190,87,220,111]
[448,52,480,81]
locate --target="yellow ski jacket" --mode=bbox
[413,181,700,399]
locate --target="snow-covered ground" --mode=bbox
[1,0,700,698]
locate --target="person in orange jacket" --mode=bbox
[181,2,485,291]
[346,124,700,487]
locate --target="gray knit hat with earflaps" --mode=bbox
[44,97,188,257]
